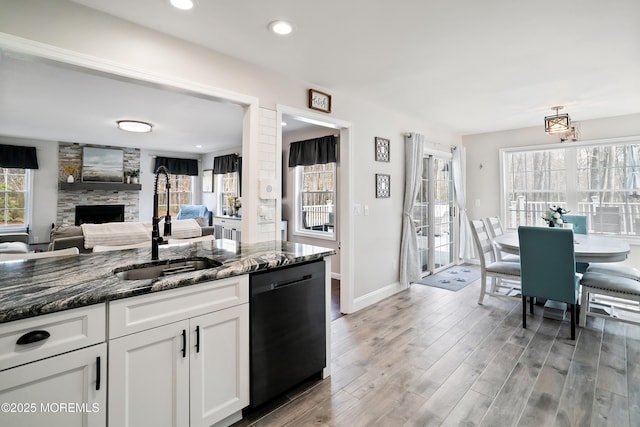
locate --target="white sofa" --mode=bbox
[49,219,212,253]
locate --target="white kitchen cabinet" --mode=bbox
[108,276,249,427]
[190,304,248,427]
[108,320,190,427]
[0,343,107,427]
[0,305,107,427]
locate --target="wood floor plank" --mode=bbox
[626,323,640,426]
[480,316,560,426]
[591,388,629,427]
[471,341,526,399]
[278,389,359,427]
[410,362,483,425]
[516,325,576,427]
[553,317,603,427]
[440,389,494,427]
[596,320,627,397]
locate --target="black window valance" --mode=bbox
[0,144,39,169]
[288,135,336,167]
[153,156,198,176]
[213,154,240,174]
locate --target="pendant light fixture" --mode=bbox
[544,106,571,134]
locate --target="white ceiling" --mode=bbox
[66,0,640,136]
[0,52,244,153]
[1,0,638,154]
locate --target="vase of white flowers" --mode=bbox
[542,205,569,227]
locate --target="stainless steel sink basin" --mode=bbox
[114,257,222,280]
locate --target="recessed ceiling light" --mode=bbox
[117,120,153,133]
[195,145,203,148]
[170,0,193,10]
[281,122,287,126]
[269,20,293,35]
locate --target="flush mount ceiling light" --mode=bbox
[170,0,193,10]
[268,20,293,35]
[544,106,571,134]
[117,120,153,133]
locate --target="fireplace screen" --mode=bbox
[75,205,125,225]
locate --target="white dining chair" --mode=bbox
[469,219,521,304]
[483,216,520,263]
[0,247,80,261]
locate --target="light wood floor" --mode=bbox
[236,278,640,426]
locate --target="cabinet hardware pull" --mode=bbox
[16,330,50,345]
[96,357,101,391]
[271,274,312,290]
[195,325,200,353]
[181,329,187,358]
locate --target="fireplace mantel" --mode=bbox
[58,182,141,191]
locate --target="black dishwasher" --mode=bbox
[249,260,326,408]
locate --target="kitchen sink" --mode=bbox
[114,257,222,280]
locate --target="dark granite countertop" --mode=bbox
[0,239,335,324]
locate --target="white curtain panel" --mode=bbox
[452,146,475,259]
[400,133,424,285]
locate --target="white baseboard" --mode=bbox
[352,281,406,312]
[331,272,341,280]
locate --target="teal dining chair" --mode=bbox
[518,226,579,340]
[563,215,589,273]
[563,215,588,234]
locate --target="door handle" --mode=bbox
[181,329,186,358]
[96,356,101,391]
[195,325,200,353]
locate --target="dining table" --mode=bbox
[494,230,631,320]
[494,232,630,263]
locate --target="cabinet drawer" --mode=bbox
[109,275,248,338]
[0,304,106,371]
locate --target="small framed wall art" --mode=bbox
[375,137,390,162]
[375,173,391,198]
[308,89,332,113]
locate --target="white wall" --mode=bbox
[1,0,460,309]
[463,112,640,268]
[0,136,58,244]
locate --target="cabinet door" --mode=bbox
[0,343,106,427]
[190,304,249,427]
[109,320,189,427]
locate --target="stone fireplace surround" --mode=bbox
[56,143,141,226]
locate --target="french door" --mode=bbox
[415,154,455,275]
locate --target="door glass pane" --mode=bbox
[414,158,429,273]
[433,158,453,269]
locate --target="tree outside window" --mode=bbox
[295,163,336,238]
[502,140,640,236]
[157,174,192,216]
[0,168,28,229]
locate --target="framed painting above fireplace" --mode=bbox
[82,147,124,182]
